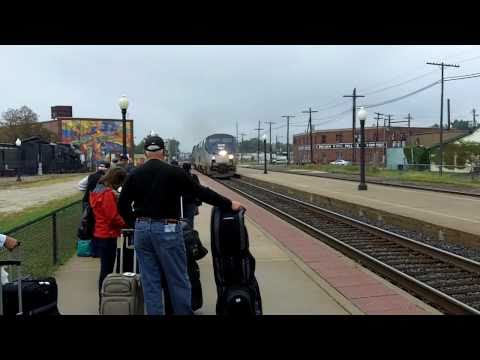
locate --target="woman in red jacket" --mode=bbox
[89,167,128,293]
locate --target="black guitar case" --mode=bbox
[210,207,262,316]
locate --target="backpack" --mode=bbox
[77,204,95,240]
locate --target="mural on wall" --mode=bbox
[61,119,133,163]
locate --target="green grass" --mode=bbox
[0,193,83,233]
[0,193,83,278]
[1,173,85,190]
[285,164,480,189]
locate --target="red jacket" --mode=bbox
[89,184,127,239]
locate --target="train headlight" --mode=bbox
[228,154,234,160]
[219,150,227,157]
[211,156,216,160]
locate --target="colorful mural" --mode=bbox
[61,119,133,163]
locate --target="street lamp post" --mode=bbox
[118,95,129,159]
[15,138,22,182]
[357,107,368,191]
[263,134,267,174]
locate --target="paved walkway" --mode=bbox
[0,175,84,214]
[237,167,480,237]
[55,203,350,315]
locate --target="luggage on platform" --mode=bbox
[1,245,60,316]
[210,207,262,316]
[76,239,92,257]
[99,229,145,315]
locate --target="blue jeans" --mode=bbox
[134,219,192,315]
[183,203,197,229]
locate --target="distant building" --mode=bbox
[41,111,134,167]
[293,126,467,165]
[429,128,480,172]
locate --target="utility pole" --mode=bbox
[254,121,264,165]
[344,88,365,164]
[301,107,318,164]
[281,115,295,166]
[236,121,239,150]
[384,114,394,167]
[473,108,478,128]
[265,121,275,164]
[240,132,246,162]
[447,99,451,130]
[427,61,460,176]
[405,113,413,136]
[374,112,383,141]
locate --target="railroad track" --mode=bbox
[241,166,480,198]
[218,177,480,315]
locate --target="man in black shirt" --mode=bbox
[118,135,243,315]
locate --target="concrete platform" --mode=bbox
[199,174,439,315]
[237,167,480,237]
[55,172,439,315]
[56,196,350,315]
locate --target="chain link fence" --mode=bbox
[1,200,82,278]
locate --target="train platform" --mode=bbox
[54,173,440,315]
[236,167,480,239]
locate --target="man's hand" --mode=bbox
[4,236,19,251]
[231,200,244,211]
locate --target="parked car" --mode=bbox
[330,159,351,166]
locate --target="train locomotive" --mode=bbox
[192,133,237,178]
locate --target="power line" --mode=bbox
[364,81,439,109]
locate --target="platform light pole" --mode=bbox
[358,107,368,191]
[263,134,267,174]
[15,138,22,182]
[118,95,129,158]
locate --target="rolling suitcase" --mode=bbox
[99,230,145,315]
[1,245,60,316]
[210,207,262,316]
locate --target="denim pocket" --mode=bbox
[152,224,182,249]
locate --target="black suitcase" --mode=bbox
[210,207,262,316]
[1,257,60,316]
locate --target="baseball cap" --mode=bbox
[144,135,165,152]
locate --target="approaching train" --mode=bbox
[192,133,237,178]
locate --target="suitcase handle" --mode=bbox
[0,260,21,267]
[0,243,23,316]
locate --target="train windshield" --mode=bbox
[206,136,236,153]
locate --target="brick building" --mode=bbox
[293,126,458,165]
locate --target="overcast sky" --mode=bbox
[1,45,480,151]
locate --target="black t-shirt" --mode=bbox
[118,159,232,227]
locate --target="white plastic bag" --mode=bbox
[1,266,9,285]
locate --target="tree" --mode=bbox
[0,106,57,143]
[451,119,472,130]
[134,139,145,154]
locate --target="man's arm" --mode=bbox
[78,176,89,191]
[180,172,235,210]
[0,234,19,251]
[118,175,136,228]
